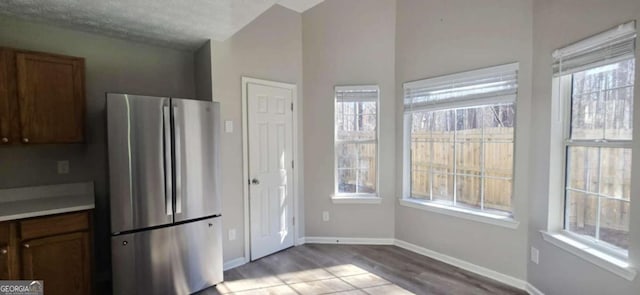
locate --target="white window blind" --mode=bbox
[553,21,636,76]
[335,85,379,103]
[403,63,519,112]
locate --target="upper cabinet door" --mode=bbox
[0,48,19,145]
[15,52,85,143]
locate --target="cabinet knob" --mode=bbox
[22,138,29,143]
[23,243,30,248]
[1,137,8,143]
[0,248,7,255]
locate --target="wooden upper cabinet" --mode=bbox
[15,52,85,143]
[0,48,19,144]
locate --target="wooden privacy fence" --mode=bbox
[565,143,631,232]
[409,127,513,212]
[339,144,377,192]
[341,127,630,234]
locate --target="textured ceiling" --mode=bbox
[0,0,324,50]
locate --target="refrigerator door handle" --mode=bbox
[173,104,183,214]
[163,105,173,216]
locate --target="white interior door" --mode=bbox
[248,82,294,261]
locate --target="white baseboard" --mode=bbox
[525,283,545,295]
[296,237,306,245]
[393,239,528,291]
[304,236,395,245]
[223,257,247,271]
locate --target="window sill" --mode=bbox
[331,195,382,204]
[398,198,519,229]
[540,230,636,281]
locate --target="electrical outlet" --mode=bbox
[322,211,330,222]
[57,161,70,174]
[228,229,236,241]
[531,246,539,264]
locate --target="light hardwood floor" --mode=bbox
[197,244,526,295]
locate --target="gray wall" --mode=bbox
[211,5,304,262]
[3,2,640,293]
[528,0,640,294]
[0,17,196,281]
[209,0,397,263]
[301,0,396,239]
[195,40,213,100]
[394,0,533,280]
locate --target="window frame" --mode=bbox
[556,59,635,260]
[541,22,638,279]
[401,63,519,221]
[333,85,380,200]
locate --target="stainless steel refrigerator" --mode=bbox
[106,93,223,295]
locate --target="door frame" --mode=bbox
[241,77,300,262]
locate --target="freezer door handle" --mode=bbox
[163,105,173,216]
[173,105,183,214]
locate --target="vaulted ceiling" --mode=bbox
[0,0,324,50]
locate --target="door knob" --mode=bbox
[1,137,8,143]
[23,243,30,248]
[251,178,260,185]
[22,138,29,143]
[0,247,7,255]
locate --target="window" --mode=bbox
[403,63,518,217]
[334,85,379,197]
[554,21,636,253]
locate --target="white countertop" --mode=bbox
[0,182,95,222]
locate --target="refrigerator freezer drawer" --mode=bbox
[111,217,223,295]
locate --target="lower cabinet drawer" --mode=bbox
[19,211,89,241]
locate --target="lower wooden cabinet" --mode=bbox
[0,221,19,280]
[22,232,90,295]
[0,222,10,279]
[0,245,7,280]
[0,211,92,295]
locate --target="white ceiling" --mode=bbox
[0,0,324,50]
